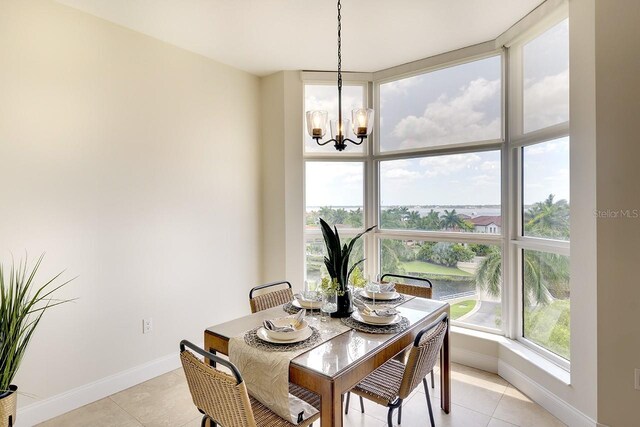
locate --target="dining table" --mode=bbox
[203,295,450,427]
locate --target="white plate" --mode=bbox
[352,311,402,326]
[362,290,401,301]
[293,298,322,310]
[256,327,313,344]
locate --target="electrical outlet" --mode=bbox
[143,318,153,334]
[635,369,640,390]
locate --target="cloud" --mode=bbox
[419,153,482,177]
[382,167,421,181]
[481,160,500,171]
[523,69,569,131]
[391,78,501,149]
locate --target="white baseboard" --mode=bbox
[450,347,499,373]
[17,352,182,426]
[498,360,598,427]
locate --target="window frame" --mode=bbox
[301,11,570,370]
[507,14,571,370]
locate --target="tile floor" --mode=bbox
[39,363,565,427]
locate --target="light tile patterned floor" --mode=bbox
[39,363,565,427]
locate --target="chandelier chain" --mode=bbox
[337,0,342,92]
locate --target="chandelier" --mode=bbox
[305,0,374,151]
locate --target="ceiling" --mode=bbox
[56,0,544,76]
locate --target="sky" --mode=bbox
[304,20,569,208]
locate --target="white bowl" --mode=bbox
[264,318,309,341]
[358,310,397,325]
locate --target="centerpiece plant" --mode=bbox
[0,255,74,427]
[319,218,375,317]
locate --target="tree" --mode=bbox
[417,241,436,262]
[406,211,422,229]
[475,246,502,298]
[524,194,570,239]
[346,208,363,228]
[421,209,442,231]
[428,242,473,267]
[475,246,569,306]
[441,209,465,231]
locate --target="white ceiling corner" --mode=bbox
[55,0,545,76]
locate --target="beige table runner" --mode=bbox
[229,316,351,424]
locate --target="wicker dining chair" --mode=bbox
[180,340,320,427]
[346,313,448,427]
[380,273,433,299]
[249,280,294,314]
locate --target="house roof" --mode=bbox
[469,216,502,226]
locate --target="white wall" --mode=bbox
[0,0,262,419]
[260,71,304,288]
[594,0,640,425]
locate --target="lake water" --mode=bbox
[306,206,502,217]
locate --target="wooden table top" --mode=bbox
[204,296,448,379]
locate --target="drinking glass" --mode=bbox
[321,292,338,322]
[303,290,321,320]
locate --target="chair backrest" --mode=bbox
[249,280,294,313]
[179,340,257,427]
[398,313,448,399]
[380,273,433,299]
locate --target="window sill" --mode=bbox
[451,326,570,386]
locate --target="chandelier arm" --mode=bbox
[342,137,366,146]
[315,138,338,146]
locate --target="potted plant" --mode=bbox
[0,255,74,427]
[319,218,375,318]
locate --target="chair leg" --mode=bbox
[201,415,216,427]
[387,407,395,427]
[359,395,365,413]
[423,379,435,427]
[345,391,351,414]
[398,403,402,424]
[431,369,435,389]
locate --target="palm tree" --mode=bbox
[407,211,421,229]
[475,246,502,298]
[525,194,570,239]
[441,209,464,231]
[421,209,442,230]
[475,247,570,306]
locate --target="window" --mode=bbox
[380,238,503,330]
[523,20,569,133]
[522,137,570,240]
[512,18,570,364]
[379,55,501,153]
[379,150,501,233]
[304,160,366,286]
[302,13,570,368]
[305,161,364,230]
[304,84,365,154]
[522,249,570,359]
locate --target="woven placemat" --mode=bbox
[244,326,322,352]
[354,292,408,305]
[283,301,321,315]
[341,316,410,334]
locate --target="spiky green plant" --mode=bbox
[319,218,375,291]
[0,255,74,392]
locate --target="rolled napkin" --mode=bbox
[353,298,373,315]
[365,281,396,293]
[378,282,396,293]
[373,307,398,317]
[263,310,306,332]
[353,299,397,317]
